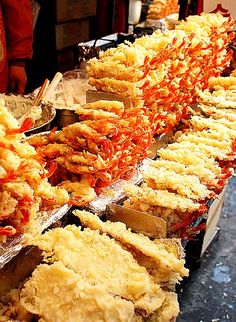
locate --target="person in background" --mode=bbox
[0,0,33,94]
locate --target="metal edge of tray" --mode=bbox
[0,204,71,269]
[25,103,56,135]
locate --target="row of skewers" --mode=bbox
[88,13,234,134]
[124,106,236,238]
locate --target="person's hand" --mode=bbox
[8,65,27,94]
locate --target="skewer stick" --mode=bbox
[34,79,50,105]
[42,72,63,102]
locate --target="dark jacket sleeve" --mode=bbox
[2,0,33,65]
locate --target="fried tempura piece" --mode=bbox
[124,183,200,213]
[208,76,236,90]
[20,261,136,322]
[74,210,189,281]
[198,89,236,108]
[0,191,18,220]
[168,141,233,161]
[76,106,119,120]
[26,133,50,147]
[159,148,222,176]
[33,225,167,316]
[190,115,236,132]
[176,132,232,150]
[0,99,69,241]
[149,292,179,322]
[142,166,211,200]
[59,179,96,204]
[89,77,143,107]
[198,105,236,122]
[36,143,74,158]
[147,159,218,185]
[80,100,125,116]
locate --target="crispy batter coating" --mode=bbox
[74,210,189,280]
[142,166,211,200]
[21,262,136,322]
[33,225,167,316]
[0,100,69,241]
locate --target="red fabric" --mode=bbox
[0,0,33,93]
[113,0,127,33]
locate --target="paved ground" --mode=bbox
[178,176,236,322]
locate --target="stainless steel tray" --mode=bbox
[0,204,71,269]
[1,94,56,135]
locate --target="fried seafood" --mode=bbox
[0,99,69,242]
[30,100,153,194]
[124,106,236,237]
[36,143,74,159]
[123,183,208,238]
[59,179,96,205]
[124,183,201,214]
[142,166,212,200]
[76,106,119,120]
[208,76,236,90]
[158,148,222,175]
[190,115,236,136]
[80,100,125,116]
[198,106,236,122]
[176,132,232,150]
[75,210,188,283]
[21,262,137,322]
[1,214,187,321]
[167,141,234,161]
[32,225,169,317]
[197,89,236,108]
[146,159,219,186]
[88,13,234,134]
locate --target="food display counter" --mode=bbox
[0,12,236,322]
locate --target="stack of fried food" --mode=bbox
[28,100,153,194]
[88,13,234,135]
[197,72,236,109]
[0,99,69,242]
[124,108,236,238]
[0,210,189,322]
[147,0,179,20]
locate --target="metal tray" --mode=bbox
[0,204,71,269]
[25,103,56,135]
[1,94,56,135]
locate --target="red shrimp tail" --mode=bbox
[0,226,17,237]
[7,118,33,134]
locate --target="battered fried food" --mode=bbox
[16,210,188,321]
[0,99,69,242]
[142,166,212,200]
[32,225,168,316]
[124,183,201,213]
[74,210,188,281]
[59,179,96,204]
[88,13,234,134]
[146,159,218,186]
[21,261,136,322]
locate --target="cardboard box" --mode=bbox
[55,19,89,50]
[56,0,97,22]
[201,188,226,255]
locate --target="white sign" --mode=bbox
[203,1,236,19]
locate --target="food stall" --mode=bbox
[0,5,236,321]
